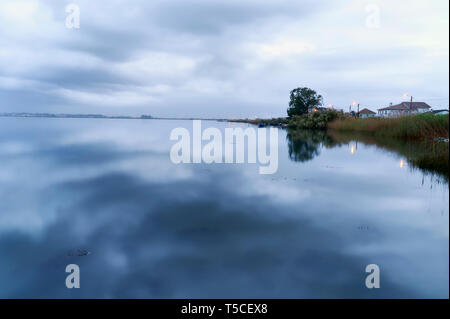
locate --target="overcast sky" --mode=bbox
[0,0,448,118]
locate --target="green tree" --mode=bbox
[287,87,323,117]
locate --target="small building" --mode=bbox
[358,108,376,118]
[377,102,431,118]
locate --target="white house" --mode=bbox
[358,108,376,118]
[378,102,431,117]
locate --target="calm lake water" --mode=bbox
[0,118,448,298]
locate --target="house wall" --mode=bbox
[377,109,428,118]
[360,113,375,118]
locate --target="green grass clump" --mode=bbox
[328,113,448,140]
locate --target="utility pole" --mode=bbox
[357,104,360,118]
[410,96,413,114]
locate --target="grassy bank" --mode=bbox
[328,113,449,139]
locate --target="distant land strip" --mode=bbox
[0,112,228,121]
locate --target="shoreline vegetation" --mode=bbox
[229,86,449,180]
[328,112,449,140]
[230,111,449,181]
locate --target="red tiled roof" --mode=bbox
[359,108,376,114]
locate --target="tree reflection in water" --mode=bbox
[286,129,333,162]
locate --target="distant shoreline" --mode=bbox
[0,113,228,122]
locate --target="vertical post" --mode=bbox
[410,96,413,114]
[357,104,360,118]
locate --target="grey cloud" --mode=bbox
[0,0,448,116]
[152,0,318,35]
